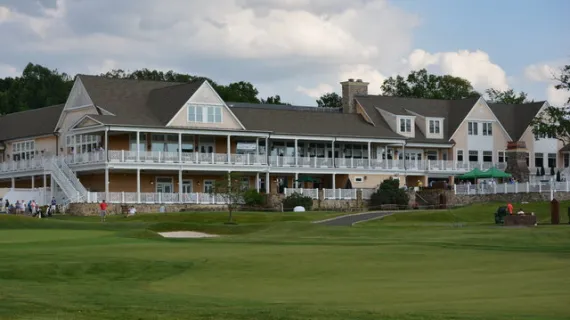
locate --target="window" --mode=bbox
[188,105,222,123]
[354,177,364,183]
[129,133,147,151]
[548,153,556,168]
[240,177,250,191]
[66,134,101,154]
[498,151,505,163]
[482,123,492,136]
[537,132,555,139]
[468,150,478,162]
[457,150,464,162]
[203,180,215,193]
[151,134,178,152]
[429,120,440,134]
[483,151,493,162]
[12,140,35,161]
[442,151,448,161]
[534,153,544,168]
[399,118,412,133]
[426,150,437,160]
[207,106,222,123]
[468,122,478,135]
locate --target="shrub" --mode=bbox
[243,189,264,207]
[536,168,540,176]
[557,170,561,182]
[550,167,555,176]
[540,166,546,176]
[282,193,313,211]
[370,178,409,209]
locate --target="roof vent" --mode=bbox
[348,78,354,82]
[356,79,362,82]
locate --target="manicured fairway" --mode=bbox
[0,203,568,320]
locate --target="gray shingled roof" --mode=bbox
[356,96,479,143]
[78,75,203,126]
[488,101,545,141]
[0,104,64,142]
[229,103,405,139]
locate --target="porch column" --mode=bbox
[136,131,140,162]
[255,138,260,162]
[178,169,183,202]
[73,134,77,156]
[331,140,335,167]
[402,143,406,170]
[295,172,299,188]
[104,167,109,201]
[31,175,34,189]
[50,176,54,199]
[178,133,182,163]
[265,137,269,164]
[332,173,336,199]
[136,169,141,203]
[265,171,270,193]
[384,145,388,168]
[227,135,231,163]
[104,128,109,161]
[43,174,47,205]
[43,174,47,190]
[367,141,372,168]
[256,172,260,192]
[294,139,298,167]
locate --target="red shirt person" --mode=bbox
[507,203,513,215]
[99,200,108,221]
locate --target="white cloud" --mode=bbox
[0,6,11,22]
[296,83,334,99]
[0,64,18,78]
[524,62,569,107]
[403,49,510,91]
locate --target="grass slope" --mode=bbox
[0,204,568,320]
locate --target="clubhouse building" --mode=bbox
[0,75,564,204]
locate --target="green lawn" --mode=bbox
[0,203,569,320]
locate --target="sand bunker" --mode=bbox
[158,231,219,238]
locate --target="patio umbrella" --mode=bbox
[483,167,512,178]
[458,168,489,179]
[296,176,321,183]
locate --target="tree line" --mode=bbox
[0,62,567,122]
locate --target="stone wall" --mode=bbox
[68,203,228,216]
[418,189,570,207]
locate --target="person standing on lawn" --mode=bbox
[99,200,108,222]
[507,202,513,215]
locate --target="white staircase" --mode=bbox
[45,158,87,203]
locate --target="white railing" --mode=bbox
[323,188,357,200]
[283,188,319,199]
[0,157,45,173]
[56,158,88,201]
[87,192,230,204]
[454,181,570,195]
[360,188,376,200]
[46,158,81,204]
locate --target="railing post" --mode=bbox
[539,184,542,193]
[121,150,125,162]
[504,183,507,194]
[515,182,518,193]
[158,193,162,203]
[566,180,569,192]
[493,183,497,194]
[453,184,457,194]
[284,188,288,196]
[313,156,317,168]
[121,192,125,203]
[195,152,199,163]
[526,182,530,193]
[427,160,431,170]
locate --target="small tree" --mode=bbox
[556,170,561,182]
[540,166,546,176]
[370,178,409,209]
[536,168,540,176]
[211,172,247,222]
[550,166,555,176]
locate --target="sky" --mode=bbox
[0,0,568,107]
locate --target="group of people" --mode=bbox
[506,202,535,216]
[3,197,57,217]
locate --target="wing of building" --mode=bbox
[0,76,559,204]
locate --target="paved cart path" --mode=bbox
[314,211,394,226]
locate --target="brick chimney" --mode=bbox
[340,78,369,113]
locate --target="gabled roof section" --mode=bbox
[77,75,183,126]
[229,103,404,139]
[0,104,64,141]
[70,115,105,130]
[355,95,479,143]
[146,80,205,125]
[488,101,545,141]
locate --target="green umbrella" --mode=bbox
[458,168,489,179]
[296,176,321,183]
[483,167,512,178]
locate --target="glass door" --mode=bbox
[182,180,193,193]
[156,177,173,193]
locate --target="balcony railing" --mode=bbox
[454,181,570,195]
[0,150,566,175]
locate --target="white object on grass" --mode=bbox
[293,206,305,212]
[158,231,219,238]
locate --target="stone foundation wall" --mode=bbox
[418,189,570,207]
[68,203,228,216]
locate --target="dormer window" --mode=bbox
[399,118,412,133]
[429,120,440,134]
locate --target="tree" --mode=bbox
[211,172,247,222]
[261,95,288,105]
[485,88,531,104]
[0,63,73,114]
[530,64,570,145]
[316,92,342,108]
[369,178,409,209]
[380,69,480,100]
